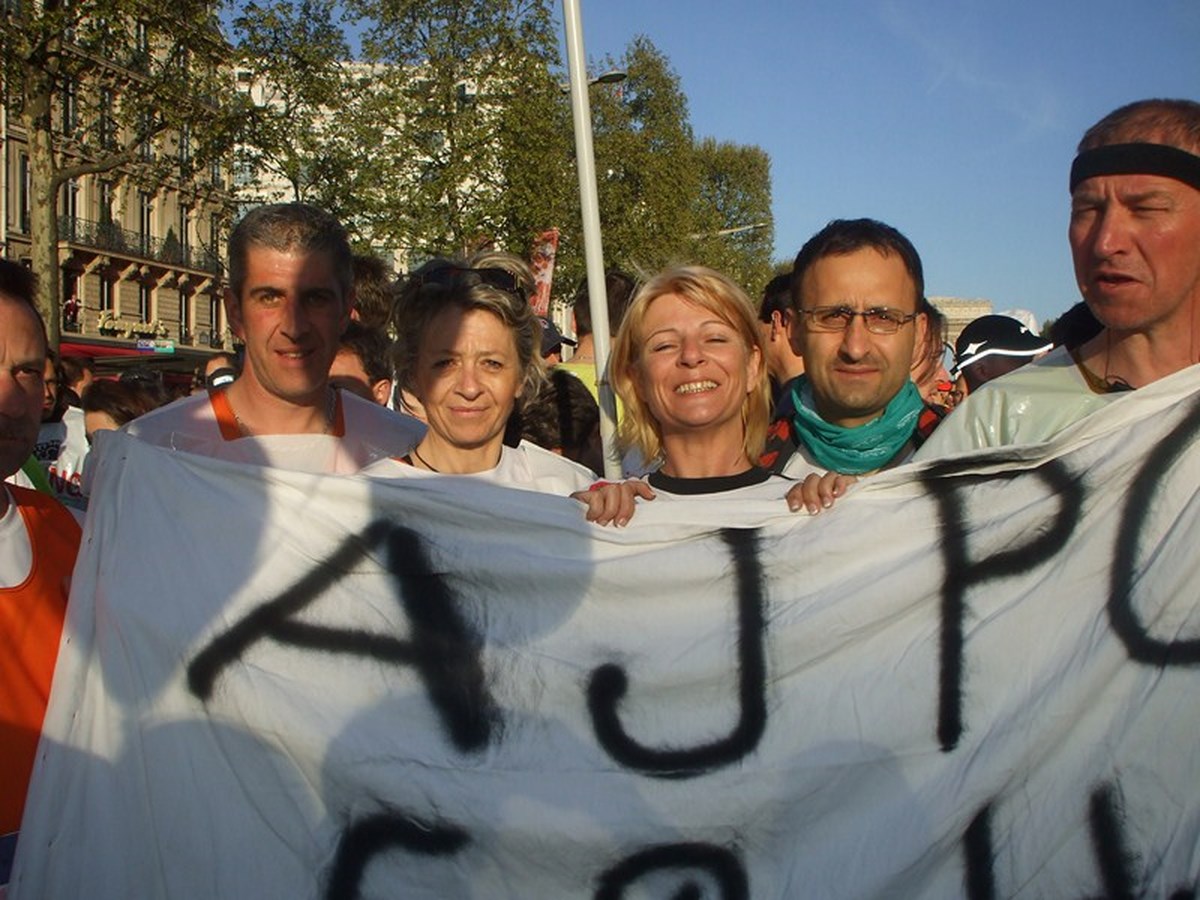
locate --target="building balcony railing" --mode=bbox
[59,215,221,274]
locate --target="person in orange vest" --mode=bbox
[0,260,82,890]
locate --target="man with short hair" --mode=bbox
[329,321,393,406]
[762,218,940,478]
[59,355,94,406]
[125,203,423,471]
[7,349,89,508]
[558,270,636,403]
[348,253,395,332]
[0,260,82,890]
[756,271,806,412]
[919,98,1200,456]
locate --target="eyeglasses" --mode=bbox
[798,306,918,335]
[416,265,526,301]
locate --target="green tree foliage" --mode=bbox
[2,0,241,346]
[225,7,774,302]
[560,37,774,300]
[345,0,567,262]
[575,35,701,289]
[228,0,351,206]
[690,138,774,296]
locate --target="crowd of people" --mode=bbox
[3,96,1200,889]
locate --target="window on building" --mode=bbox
[179,203,191,257]
[139,112,156,161]
[138,283,152,323]
[178,123,192,170]
[209,294,221,334]
[134,20,149,68]
[139,191,154,256]
[99,277,113,313]
[62,269,80,331]
[62,179,79,239]
[179,289,190,340]
[61,78,77,135]
[99,88,114,148]
[98,179,113,222]
[18,153,30,233]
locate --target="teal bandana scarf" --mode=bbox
[790,376,925,474]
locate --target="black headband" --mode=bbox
[1070,142,1200,193]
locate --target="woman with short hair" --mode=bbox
[365,255,595,494]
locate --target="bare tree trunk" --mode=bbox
[22,70,64,350]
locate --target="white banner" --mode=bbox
[13,368,1200,899]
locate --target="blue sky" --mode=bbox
[563,0,1200,324]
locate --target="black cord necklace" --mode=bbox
[412,446,441,473]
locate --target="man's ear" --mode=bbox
[909,310,930,366]
[372,378,393,407]
[771,309,790,340]
[341,288,357,333]
[787,308,805,356]
[224,288,243,339]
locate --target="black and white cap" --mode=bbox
[952,315,1053,378]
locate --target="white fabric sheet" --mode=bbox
[12,368,1200,899]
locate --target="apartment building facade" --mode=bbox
[1,5,235,374]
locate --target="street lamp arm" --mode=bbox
[688,222,769,239]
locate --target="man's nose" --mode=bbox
[278,296,307,336]
[1090,206,1130,259]
[839,314,871,359]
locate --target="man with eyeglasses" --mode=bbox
[761,218,943,479]
[121,203,423,471]
[917,99,1200,458]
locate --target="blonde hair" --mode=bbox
[610,265,770,465]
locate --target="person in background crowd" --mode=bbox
[756,271,806,413]
[349,253,395,333]
[518,367,602,473]
[40,352,65,424]
[329,320,393,406]
[123,202,423,472]
[81,379,165,444]
[8,350,89,509]
[58,355,94,407]
[918,98,1200,456]
[951,314,1053,397]
[910,299,956,410]
[1047,301,1104,350]
[203,351,240,390]
[366,257,595,493]
[0,260,82,892]
[760,219,938,486]
[538,316,577,367]
[558,270,637,403]
[119,367,170,407]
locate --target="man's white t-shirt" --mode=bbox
[124,388,425,474]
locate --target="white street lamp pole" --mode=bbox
[561,0,621,479]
